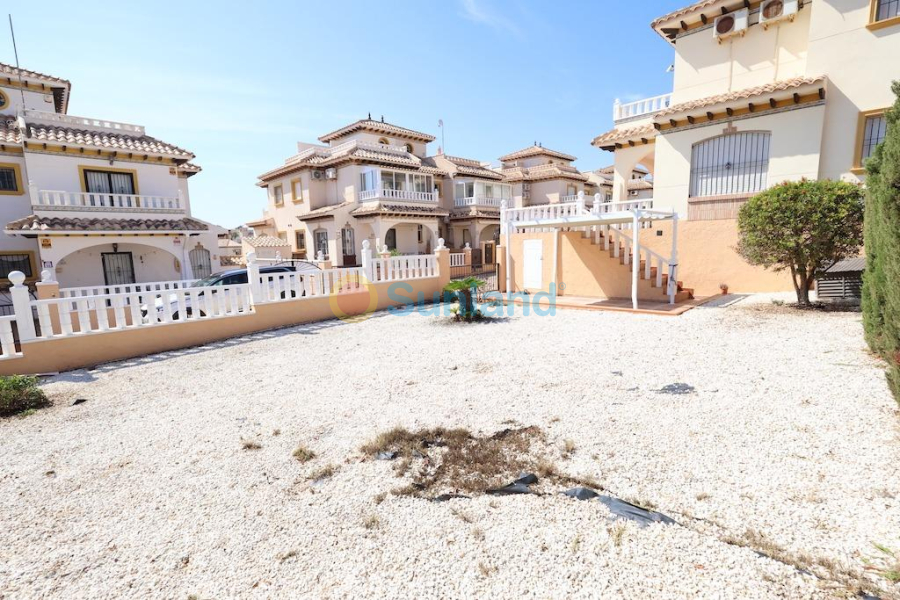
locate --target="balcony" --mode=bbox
[358,189,437,203]
[35,190,184,212]
[24,109,146,135]
[454,196,503,208]
[613,93,673,122]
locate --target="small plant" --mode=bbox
[277,549,298,562]
[362,514,381,530]
[696,492,711,501]
[292,445,316,463]
[477,561,496,577]
[571,533,583,554]
[443,277,486,322]
[561,439,576,458]
[719,283,729,295]
[0,375,49,418]
[610,522,627,548]
[308,464,336,481]
[471,527,485,541]
[241,439,262,451]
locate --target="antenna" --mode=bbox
[8,15,27,108]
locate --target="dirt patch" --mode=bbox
[361,426,547,497]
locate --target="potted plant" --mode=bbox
[719,283,729,295]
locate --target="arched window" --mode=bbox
[405,143,414,153]
[378,137,390,146]
[689,131,771,198]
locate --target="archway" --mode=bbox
[51,241,186,289]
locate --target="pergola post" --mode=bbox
[669,211,679,305]
[501,199,512,294]
[632,210,641,310]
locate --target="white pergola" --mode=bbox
[501,193,680,309]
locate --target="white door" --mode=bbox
[523,239,543,290]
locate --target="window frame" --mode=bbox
[868,0,900,30]
[78,166,139,196]
[290,178,303,203]
[853,108,889,173]
[0,162,23,196]
[295,230,306,253]
[688,131,772,199]
[0,251,37,281]
[0,89,9,111]
[273,184,284,206]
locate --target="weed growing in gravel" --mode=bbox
[308,464,336,481]
[477,562,496,577]
[696,492,711,501]
[472,527,485,541]
[241,439,262,451]
[373,492,386,505]
[610,522,627,548]
[277,550,298,562]
[292,445,316,463]
[362,425,544,496]
[450,507,474,524]
[363,514,381,530]
[272,429,281,436]
[562,439,576,458]
[0,376,49,418]
[571,534,583,554]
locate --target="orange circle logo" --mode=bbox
[328,271,379,322]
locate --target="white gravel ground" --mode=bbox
[1,294,899,599]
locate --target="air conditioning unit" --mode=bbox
[325,168,337,180]
[311,170,325,180]
[760,0,798,28]
[714,8,749,42]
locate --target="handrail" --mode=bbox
[37,190,183,211]
[613,93,673,122]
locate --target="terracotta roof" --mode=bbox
[591,124,657,148]
[627,179,654,191]
[218,238,241,248]
[0,62,71,113]
[350,203,449,218]
[655,76,826,117]
[501,163,589,183]
[318,119,435,143]
[26,122,194,159]
[499,145,577,163]
[242,235,289,248]
[296,202,353,221]
[6,215,208,233]
[596,165,649,175]
[651,0,727,28]
[179,162,202,173]
[245,216,273,228]
[426,155,502,180]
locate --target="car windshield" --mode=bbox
[192,274,226,287]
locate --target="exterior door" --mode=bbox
[341,227,357,266]
[189,246,212,279]
[101,252,136,286]
[523,239,543,290]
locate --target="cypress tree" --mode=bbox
[862,82,900,403]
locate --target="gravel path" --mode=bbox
[1,294,898,599]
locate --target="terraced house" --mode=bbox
[588,0,894,295]
[0,62,222,295]
[253,117,511,266]
[499,144,599,207]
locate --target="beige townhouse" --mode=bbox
[588,0,897,295]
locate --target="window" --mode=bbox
[0,163,22,195]
[405,143,414,153]
[314,230,328,259]
[291,178,302,203]
[411,173,432,193]
[417,224,423,243]
[0,90,8,110]
[856,111,888,170]
[689,132,771,198]
[0,252,34,279]
[83,169,136,195]
[455,181,475,199]
[382,171,406,191]
[870,0,900,28]
[566,184,578,197]
[273,184,284,206]
[360,170,377,192]
[385,228,397,250]
[378,137,390,146]
[295,230,306,251]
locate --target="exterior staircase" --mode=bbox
[579,226,694,303]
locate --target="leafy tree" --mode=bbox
[737,179,864,305]
[443,277,485,321]
[862,82,900,402]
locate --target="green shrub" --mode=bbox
[0,375,49,417]
[737,179,865,305]
[862,82,900,405]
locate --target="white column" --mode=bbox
[669,212,679,305]
[9,271,36,341]
[631,211,641,310]
[553,228,560,296]
[501,199,512,293]
[246,252,262,305]
[361,239,373,281]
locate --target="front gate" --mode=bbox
[189,246,212,279]
[101,252,136,286]
[449,259,499,301]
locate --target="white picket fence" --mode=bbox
[0,246,445,358]
[0,315,20,359]
[34,284,253,339]
[449,253,466,268]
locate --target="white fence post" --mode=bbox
[361,240,373,281]
[9,271,36,342]
[246,252,262,305]
[575,191,585,215]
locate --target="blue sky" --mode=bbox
[4,0,685,228]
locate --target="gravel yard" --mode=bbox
[2,294,899,599]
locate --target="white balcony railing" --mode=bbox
[36,190,183,211]
[24,109,146,135]
[454,196,503,208]
[358,189,437,203]
[613,93,673,122]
